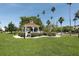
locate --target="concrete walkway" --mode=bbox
[13,35,61,39]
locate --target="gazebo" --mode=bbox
[22,21,40,37]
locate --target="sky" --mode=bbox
[0,3,79,28]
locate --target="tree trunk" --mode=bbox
[61,23,62,36]
[74,20,76,29]
[11,31,12,34]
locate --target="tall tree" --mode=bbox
[51,7,56,13]
[50,16,53,20]
[46,20,52,32]
[58,17,64,35]
[51,7,56,26]
[4,26,8,32]
[67,3,72,36]
[42,10,45,15]
[8,22,16,34]
[37,14,40,18]
[75,10,79,38]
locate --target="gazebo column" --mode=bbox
[24,26,26,32]
[24,26,26,39]
[24,26,28,37]
[22,27,24,32]
[38,27,40,33]
[32,27,34,32]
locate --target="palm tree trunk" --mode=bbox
[61,23,62,35]
[53,12,55,25]
[74,20,76,29]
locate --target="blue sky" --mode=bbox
[0,3,79,27]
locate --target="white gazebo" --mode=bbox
[22,21,40,37]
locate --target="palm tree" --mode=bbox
[37,14,40,18]
[51,7,56,13]
[51,16,53,20]
[73,17,77,29]
[42,10,45,15]
[58,17,64,35]
[75,10,79,18]
[75,10,79,38]
[46,20,52,32]
[51,7,56,31]
[51,7,56,24]
[67,3,72,36]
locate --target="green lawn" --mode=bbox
[0,33,79,56]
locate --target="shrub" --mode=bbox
[18,32,25,37]
[18,32,56,37]
[31,33,43,37]
[43,32,48,35]
[47,32,56,36]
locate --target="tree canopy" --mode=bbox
[8,22,17,33]
[75,10,79,18]
[20,16,43,28]
[51,7,56,13]
[58,17,64,24]
[46,20,51,25]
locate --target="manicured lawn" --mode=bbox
[0,33,79,56]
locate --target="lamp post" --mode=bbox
[24,27,26,39]
[67,3,72,36]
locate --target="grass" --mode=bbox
[0,32,79,56]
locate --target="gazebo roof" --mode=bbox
[24,21,40,28]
